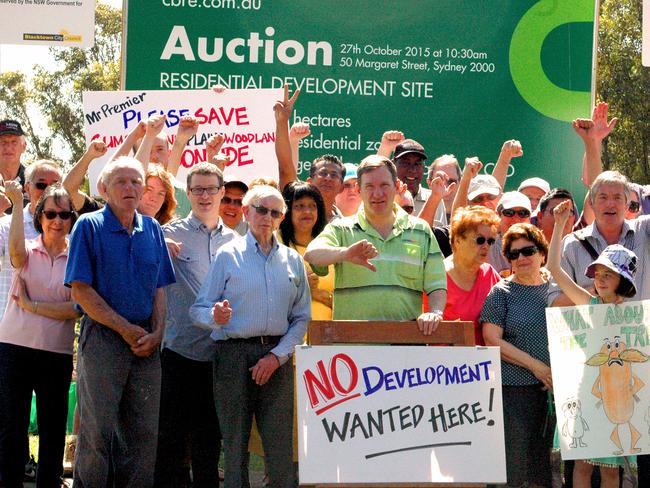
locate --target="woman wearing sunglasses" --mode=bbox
[443,206,501,345]
[481,222,554,488]
[0,182,81,486]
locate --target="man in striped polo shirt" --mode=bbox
[305,155,447,334]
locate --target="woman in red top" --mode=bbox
[443,206,501,345]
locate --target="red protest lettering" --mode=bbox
[303,353,359,410]
[329,353,358,395]
[234,107,249,125]
[303,360,336,409]
[90,134,124,149]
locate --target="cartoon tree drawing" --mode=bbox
[586,336,649,455]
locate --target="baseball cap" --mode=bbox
[497,191,532,213]
[343,163,358,182]
[585,244,638,298]
[518,177,551,194]
[223,177,248,193]
[467,174,501,201]
[394,139,428,161]
[0,120,24,137]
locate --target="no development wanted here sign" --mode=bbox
[295,345,506,484]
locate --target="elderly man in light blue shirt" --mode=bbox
[191,184,310,488]
[154,163,237,487]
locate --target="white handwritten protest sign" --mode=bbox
[82,88,282,194]
[547,300,650,460]
[295,345,505,484]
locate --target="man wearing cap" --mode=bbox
[335,163,362,217]
[305,155,446,330]
[393,139,446,226]
[488,191,532,276]
[518,177,551,211]
[220,178,249,236]
[0,120,29,214]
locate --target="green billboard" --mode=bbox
[123,0,596,197]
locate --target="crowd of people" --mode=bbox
[0,88,648,488]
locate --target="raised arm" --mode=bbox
[134,114,167,173]
[107,121,146,163]
[546,200,592,306]
[451,157,482,215]
[6,180,27,269]
[289,122,310,170]
[418,171,454,227]
[574,101,618,188]
[168,115,199,177]
[492,139,523,189]
[376,130,405,158]
[63,140,107,210]
[274,85,300,191]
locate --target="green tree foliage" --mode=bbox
[598,0,650,183]
[0,3,120,168]
[0,71,53,159]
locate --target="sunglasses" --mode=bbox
[474,236,496,246]
[501,208,531,218]
[629,201,641,213]
[43,210,73,220]
[401,205,414,214]
[222,196,243,206]
[505,245,539,261]
[252,205,283,219]
[189,186,221,196]
[34,182,50,191]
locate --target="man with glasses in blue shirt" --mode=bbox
[191,184,310,488]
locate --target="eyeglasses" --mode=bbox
[189,186,221,196]
[43,210,73,220]
[222,196,243,206]
[629,201,641,213]
[252,205,283,219]
[470,194,498,204]
[501,208,531,218]
[505,245,539,261]
[401,205,414,214]
[315,170,342,180]
[474,236,496,246]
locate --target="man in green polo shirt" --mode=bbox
[304,155,446,334]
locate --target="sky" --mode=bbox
[0,0,122,74]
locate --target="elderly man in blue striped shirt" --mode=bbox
[191,184,311,488]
